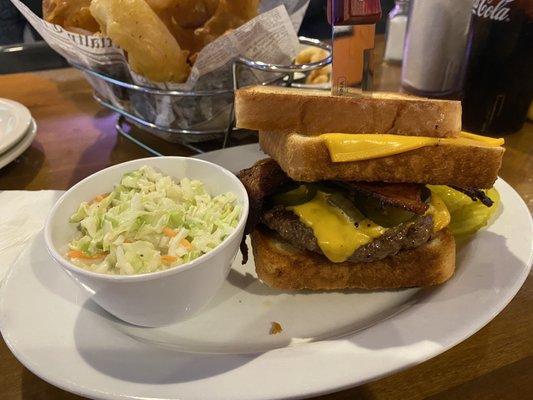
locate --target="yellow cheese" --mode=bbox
[288,191,451,263]
[323,132,505,162]
[458,131,505,146]
[426,193,451,232]
[289,192,386,263]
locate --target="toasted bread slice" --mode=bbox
[251,228,456,290]
[259,131,504,188]
[235,86,461,138]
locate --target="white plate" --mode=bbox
[0,98,32,155]
[1,144,532,400]
[0,118,37,170]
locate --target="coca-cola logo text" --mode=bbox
[473,0,513,21]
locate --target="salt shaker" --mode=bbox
[401,0,472,97]
[384,0,410,63]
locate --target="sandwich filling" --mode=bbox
[288,191,388,262]
[323,131,504,162]
[238,159,494,264]
[262,185,449,263]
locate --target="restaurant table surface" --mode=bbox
[0,63,532,400]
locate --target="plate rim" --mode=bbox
[0,98,32,155]
[0,118,37,169]
[1,144,532,400]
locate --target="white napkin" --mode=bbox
[0,190,63,281]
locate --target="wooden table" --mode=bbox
[0,66,531,400]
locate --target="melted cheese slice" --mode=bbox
[323,132,505,162]
[289,192,386,263]
[289,192,451,263]
[426,193,451,232]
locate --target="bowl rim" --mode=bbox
[44,156,249,283]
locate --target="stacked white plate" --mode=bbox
[0,98,37,169]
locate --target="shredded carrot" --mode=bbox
[67,250,108,260]
[163,227,177,237]
[89,193,109,205]
[161,255,177,265]
[180,238,192,250]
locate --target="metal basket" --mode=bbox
[71,36,331,152]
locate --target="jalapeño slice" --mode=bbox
[354,196,415,227]
[272,184,318,206]
[326,192,366,223]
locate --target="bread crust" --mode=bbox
[235,86,461,138]
[251,228,456,290]
[259,131,504,188]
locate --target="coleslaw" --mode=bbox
[67,166,241,275]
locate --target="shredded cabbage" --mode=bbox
[67,166,241,275]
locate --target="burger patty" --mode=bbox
[261,206,434,263]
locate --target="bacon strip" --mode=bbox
[337,181,430,214]
[237,158,293,235]
[237,158,293,263]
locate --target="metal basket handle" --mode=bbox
[235,36,331,74]
[223,36,332,147]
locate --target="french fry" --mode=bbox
[296,47,331,85]
[194,0,259,47]
[156,12,206,55]
[47,0,259,80]
[147,0,219,29]
[90,0,191,82]
[43,0,99,33]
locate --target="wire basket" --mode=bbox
[71,36,331,150]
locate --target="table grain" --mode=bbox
[0,66,531,400]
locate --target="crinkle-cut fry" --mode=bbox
[43,0,100,33]
[295,47,315,64]
[194,0,259,44]
[306,65,331,84]
[307,73,329,84]
[90,0,191,82]
[295,47,331,84]
[295,47,329,65]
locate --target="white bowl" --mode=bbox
[44,157,249,327]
